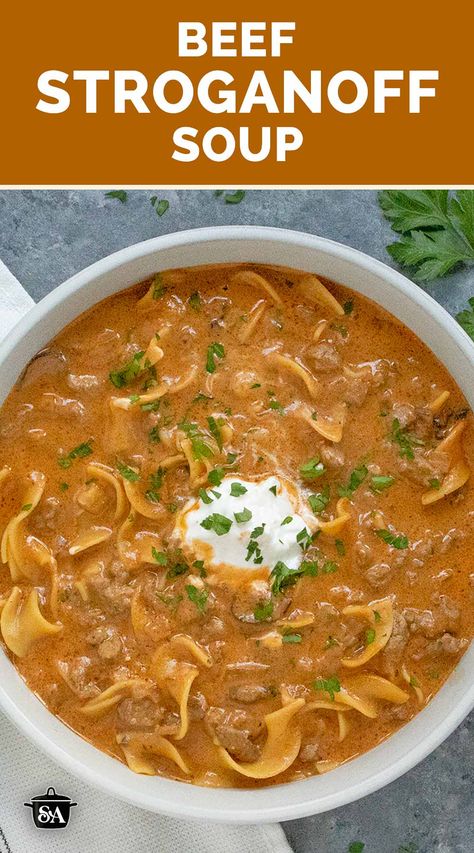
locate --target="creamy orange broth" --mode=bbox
[0,263,473,788]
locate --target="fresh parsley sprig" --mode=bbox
[379,190,474,281]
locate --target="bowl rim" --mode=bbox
[0,224,473,824]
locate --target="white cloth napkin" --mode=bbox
[0,261,293,853]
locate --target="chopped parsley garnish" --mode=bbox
[281,516,293,526]
[376,529,409,549]
[282,632,302,644]
[200,513,233,536]
[208,466,225,487]
[58,441,93,469]
[390,418,424,461]
[321,560,338,574]
[105,190,127,203]
[269,485,277,496]
[373,609,382,622]
[299,456,325,480]
[270,559,318,595]
[59,482,69,492]
[145,468,164,502]
[245,524,266,564]
[343,300,354,315]
[230,482,247,497]
[116,460,140,482]
[166,562,188,579]
[193,559,207,577]
[221,189,246,204]
[325,636,338,648]
[167,502,178,513]
[371,474,395,492]
[296,527,313,551]
[429,477,441,490]
[250,382,261,389]
[335,538,345,556]
[156,593,183,610]
[109,351,145,388]
[179,420,214,461]
[226,452,238,466]
[206,342,225,374]
[199,488,213,505]
[193,392,213,404]
[151,548,168,565]
[308,485,330,515]
[338,464,368,497]
[348,843,365,853]
[365,628,376,645]
[268,398,285,415]
[234,507,252,523]
[186,584,208,613]
[254,600,274,621]
[250,524,265,538]
[148,425,161,444]
[21,503,32,512]
[150,197,169,217]
[188,291,201,310]
[207,415,224,449]
[312,675,341,701]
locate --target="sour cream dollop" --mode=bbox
[175,475,314,573]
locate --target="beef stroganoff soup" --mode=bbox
[0,264,473,788]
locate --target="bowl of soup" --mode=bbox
[0,225,473,823]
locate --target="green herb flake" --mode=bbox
[338,464,368,498]
[250,382,261,389]
[206,342,225,374]
[308,485,330,515]
[148,425,161,444]
[373,609,382,622]
[365,628,376,645]
[269,485,278,496]
[234,507,252,523]
[224,190,246,204]
[371,474,395,492]
[321,560,338,574]
[58,441,93,469]
[21,503,33,512]
[185,584,208,614]
[429,477,441,490]
[105,190,127,203]
[207,467,225,488]
[391,418,423,461]
[268,398,285,415]
[151,548,168,566]
[348,843,365,853]
[109,350,145,389]
[199,488,213,505]
[343,300,354,315]
[253,600,274,622]
[179,420,214,461]
[282,633,302,644]
[188,291,201,310]
[166,562,188,580]
[150,197,169,217]
[59,482,69,492]
[376,529,409,549]
[281,516,293,526]
[207,415,223,450]
[230,482,247,497]
[299,457,325,480]
[200,513,233,536]
[312,675,341,701]
[335,538,346,556]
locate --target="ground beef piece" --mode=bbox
[188,692,208,720]
[117,697,162,729]
[57,656,99,699]
[397,447,450,487]
[307,342,341,372]
[229,685,270,704]
[86,625,122,660]
[344,378,370,407]
[88,566,133,615]
[411,632,467,660]
[381,611,408,678]
[392,403,433,439]
[404,595,460,639]
[299,740,321,763]
[320,444,345,468]
[365,562,392,589]
[214,724,260,762]
[354,539,373,568]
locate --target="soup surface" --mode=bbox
[0,264,473,788]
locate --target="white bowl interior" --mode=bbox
[0,226,473,823]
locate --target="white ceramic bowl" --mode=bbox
[0,226,473,823]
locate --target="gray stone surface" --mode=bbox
[0,189,472,853]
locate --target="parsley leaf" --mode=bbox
[254,600,274,621]
[376,529,409,549]
[150,197,169,217]
[188,291,201,310]
[208,467,225,487]
[179,421,214,461]
[379,190,474,281]
[186,584,208,613]
[148,425,161,444]
[338,464,368,497]
[308,485,330,515]
[58,441,93,469]
[200,513,233,536]
[312,675,341,701]
[166,562,188,579]
[234,507,252,523]
[151,548,168,565]
[456,296,474,342]
[270,559,318,595]
[230,482,247,496]
[109,351,145,388]
[282,632,302,644]
[365,628,376,645]
[206,342,225,374]
[371,474,395,492]
[105,190,127,203]
[348,843,365,853]
[116,460,140,482]
[390,418,423,461]
[223,190,246,204]
[299,457,325,480]
[207,415,224,449]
